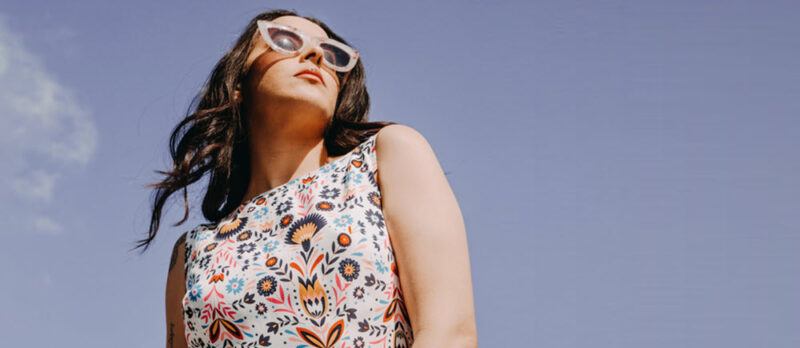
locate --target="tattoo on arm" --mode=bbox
[168,321,175,348]
[169,233,187,272]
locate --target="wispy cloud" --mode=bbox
[12,169,58,202]
[33,216,64,235]
[0,16,98,234]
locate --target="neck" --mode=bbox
[241,104,332,203]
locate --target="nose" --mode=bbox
[300,41,326,68]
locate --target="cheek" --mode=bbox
[251,58,292,87]
[324,72,341,93]
[325,78,340,102]
[328,71,340,86]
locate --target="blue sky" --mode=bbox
[1,1,798,347]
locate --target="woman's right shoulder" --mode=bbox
[168,231,189,274]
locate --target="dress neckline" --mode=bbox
[232,134,374,215]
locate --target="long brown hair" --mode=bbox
[132,8,396,253]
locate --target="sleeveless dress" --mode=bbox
[181,133,414,348]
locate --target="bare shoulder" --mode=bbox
[375,124,430,148]
[374,124,439,169]
[166,230,189,292]
[373,124,450,218]
[169,231,188,274]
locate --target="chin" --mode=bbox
[286,95,334,114]
[292,85,335,102]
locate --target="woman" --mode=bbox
[136,9,476,348]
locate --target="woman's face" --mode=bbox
[241,15,342,122]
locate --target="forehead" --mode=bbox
[272,15,329,41]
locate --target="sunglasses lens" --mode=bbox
[320,43,352,69]
[268,28,303,52]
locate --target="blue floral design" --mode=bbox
[343,172,364,185]
[187,283,203,301]
[262,239,279,253]
[226,276,245,294]
[319,163,334,174]
[334,214,353,228]
[253,206,270,220]
[375,260,389,274]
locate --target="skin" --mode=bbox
[165,15,477,347]
[165,232,187,348]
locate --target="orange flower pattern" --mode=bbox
[182,133,413,347]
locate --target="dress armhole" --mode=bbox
[362,132,381,190]
[181,226,198,282]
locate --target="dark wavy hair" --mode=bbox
[132,8,396,253]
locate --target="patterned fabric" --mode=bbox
[182,133,413,348]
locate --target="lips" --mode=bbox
[295,69,324,85]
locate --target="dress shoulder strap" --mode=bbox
[358,132,380,190]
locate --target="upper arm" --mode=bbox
[374,125,477,346]
[165,232,189,348]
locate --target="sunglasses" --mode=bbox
[256,20,360,74]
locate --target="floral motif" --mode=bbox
[257,275,277,297]
[262,239,279,253]
[365,209,385,229]
[187,283,203,301]
[320,187,341,199]
[226,276,244,294]
[284,212,327,251]
[352,286,365,299]
[315,201,334,211]
[236,242,256,255]
[252,206,270,220]
[376,259,389,274]
[181,133,413,346]
[368,191,382,208]
[275,200,293,215]
[255,302,268,315]
[216,216,248,240]
[334,214,353,227]
[343,171,364,185]
[339,258,361,281]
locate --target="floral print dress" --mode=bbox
[181,133,413,348]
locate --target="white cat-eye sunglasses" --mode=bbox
[256,20,360,74]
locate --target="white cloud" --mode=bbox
[12,169,59,202]
[0,17,98,234]
[33,216,63,235]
